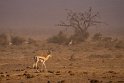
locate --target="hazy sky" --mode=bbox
[0,0,124,37]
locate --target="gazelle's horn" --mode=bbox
[46,49,51,54]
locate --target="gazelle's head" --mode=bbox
[48,54,52,58]
[47,50,52,57]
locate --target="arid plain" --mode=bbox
[0,39,124,83]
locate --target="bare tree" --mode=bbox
[58,7,102,42]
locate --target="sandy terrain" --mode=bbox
[0,41,124,83]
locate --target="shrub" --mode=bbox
[92,32,102,41]
[28,38,36,44]
[11,36,25,45]
[115,40,124,49]
[0,33,9,45]
[47,31,68,44]
[96,35,124,49]
[70,31,89,43]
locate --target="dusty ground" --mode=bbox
[0,41,124,83]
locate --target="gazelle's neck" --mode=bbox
[45,55,51,61]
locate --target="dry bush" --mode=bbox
[100,37,113,48]
[28,38,36,44]
[47,30,89,45]
[47,31,68,44]
[11,36,25,45]
[115,40,124,49]
[92,33,114,48]
[94,35,124,49]
[92,32,102,41]
[70,31,89,43]
[99,37,124,49]
[0,33,9,46]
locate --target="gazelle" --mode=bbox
[68,40,73,46]
[33,50,52,71]
[9,42,12,45]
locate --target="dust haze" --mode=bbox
[0,0,124,39]
[0,0,124,83]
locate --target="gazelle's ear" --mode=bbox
[47,50,51,55]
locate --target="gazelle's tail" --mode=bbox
[33,56,38,62]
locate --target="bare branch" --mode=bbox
[57,7,103,41]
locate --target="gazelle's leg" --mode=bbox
[33,62,36,68]
[38,62,44,72]
[35,61,39,69]
[38,59,43,71]
[34,61,40,72]
[43,62,47,71]
[33,56,38,69]
[33,61,38,69]
[42,62,44,69]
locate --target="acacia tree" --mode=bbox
[58,7,102,42]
